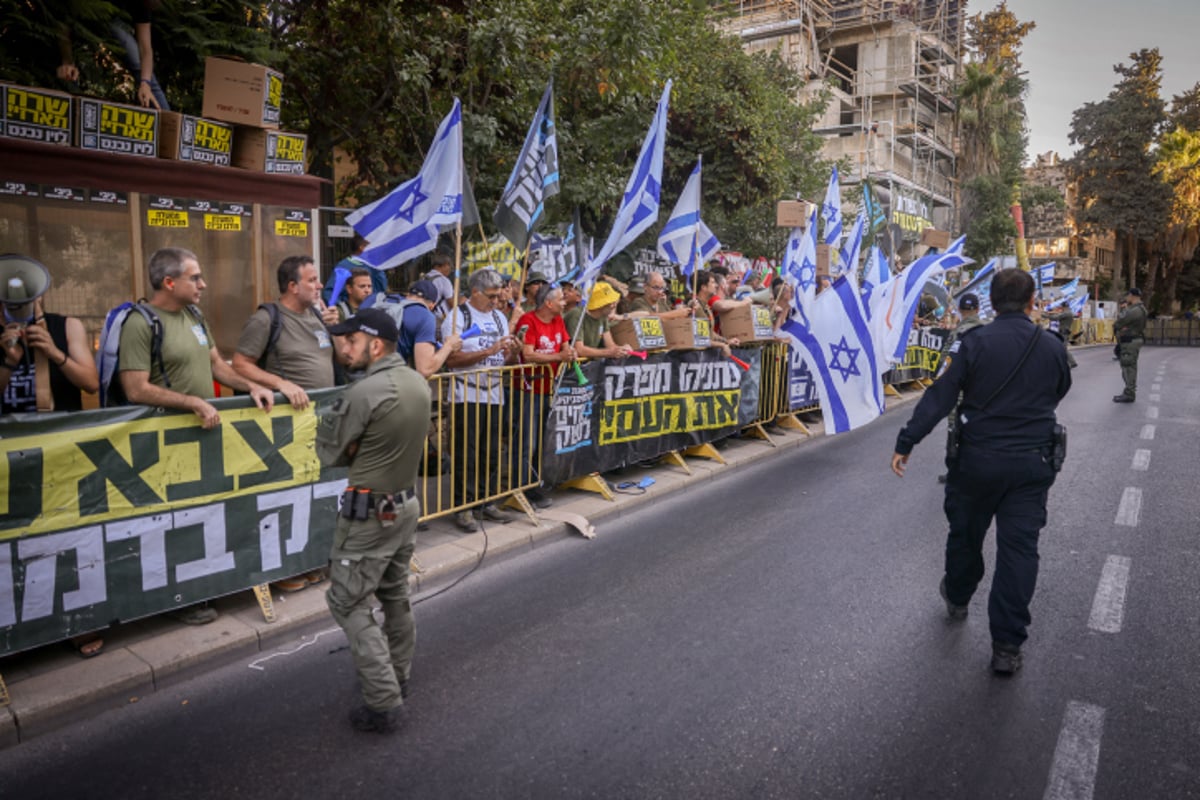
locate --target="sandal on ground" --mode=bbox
[71,634,104,659]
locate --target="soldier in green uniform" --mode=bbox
[316,308,431,733]
[1112,288,1147,403]
[1047,303,1078,368]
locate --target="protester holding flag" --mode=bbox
[891,268,1072,676]
[563,282,632,359]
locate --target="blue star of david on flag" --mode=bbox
[347,99,463,270]
[827,335,861,382]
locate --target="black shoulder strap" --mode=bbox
[980,327,1042,410]
[133,303,170,390]
[257,302,282,367]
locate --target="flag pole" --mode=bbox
[452,220,463,334]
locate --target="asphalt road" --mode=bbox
[3,344,1197,800]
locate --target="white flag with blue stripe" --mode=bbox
[838,213,865,279]
[347,100,463,270]
[780,275,884,434]
[859,245,890,316]
[1068,293,1088,315]
[869,248,974,368]
[1032,262,1055,291]
[821,166,844,256]
[582,80,671,289]
[657,156,720,277]
[782,204,819,316]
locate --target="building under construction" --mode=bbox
[720,1,964,256]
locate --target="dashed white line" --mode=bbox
[1043,701,1106,800]
[1146,406,1159,419]
[1131,449,1151,471]
[1140,424,1155,440]
[1115,487,1142,527]
[1149,394,1161,402]
[1088,555,1132,634]
[1151,383,1161,391]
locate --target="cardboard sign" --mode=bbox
[158,112,234,166]
[719,305,775,342]
[1,84,73,145]
[202,57,283,128]
[233,128,307,175]
[611,316,668,351]
[78,98,158,157]
[776,200,810,228]
[662,316,712,349]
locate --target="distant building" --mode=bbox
[1023,151,1116,287]
[720,1,963,261]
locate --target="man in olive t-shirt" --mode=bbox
[119,247,272,428]
[233,255,341,409]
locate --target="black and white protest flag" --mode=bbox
[494,81,560,251]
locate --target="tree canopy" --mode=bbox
[1,0,830,262]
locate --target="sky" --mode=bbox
[996,0,1200,164]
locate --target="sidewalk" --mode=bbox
[0,394,924,750]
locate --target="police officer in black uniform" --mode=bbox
[891,269,1072,675]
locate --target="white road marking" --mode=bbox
[1149,394,1161,402]
[1151,384,1161,391]
[1115,487,1142,527]
[1146,406,1159,419]
[248,626,342,671]
[1088,555,1132,633]
[1131,449,1151,471]
[1140,424,1155,440]
[1043,701,1106,800]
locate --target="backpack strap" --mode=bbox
[131,303,171,390]
[256,302,282,370]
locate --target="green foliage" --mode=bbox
[0,0,272,112]
[2,0,831,259]
[1022,183,1065,211]
[1068,49,1171,263]
[961,175,1017,262]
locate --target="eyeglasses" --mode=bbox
[647,283,666,291]
[483,291,502,300]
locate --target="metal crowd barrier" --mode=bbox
[1145,318,1200,346]
[418,363,543,521]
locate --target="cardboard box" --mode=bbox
[158,112,234,166]
[610,316,668,351]
[719,304,775,342]
[202,56,283,129]
[662,316,713,349]
[77,97,157,157]
[920,227,951,249]
[776,200,811,228]
[232,128,307,175]
[1,84,73,145]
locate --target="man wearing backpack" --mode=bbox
[119,247,274,429]
[232,255,341,410]
[441,268,521,532]
[118,247,275,625]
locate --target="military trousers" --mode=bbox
[942,445,1057,647]
[326,495,420,712]
[1118,338,1143,398]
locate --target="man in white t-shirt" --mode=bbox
[441,268,521,532]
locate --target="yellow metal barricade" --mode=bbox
[419,363,544,522]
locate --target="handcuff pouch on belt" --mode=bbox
[339,487,400,526]
[1049,424,1068,473]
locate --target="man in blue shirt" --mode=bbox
[390,280,460,378]
[323,234,387,307]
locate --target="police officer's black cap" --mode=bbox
[328,307,398,343]
[1127,287,1142,297]
[958,293,979,311]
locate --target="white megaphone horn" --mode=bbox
[0,255,51,316]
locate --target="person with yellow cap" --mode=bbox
[563,282,634,360]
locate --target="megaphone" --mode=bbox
[0,255,51,311]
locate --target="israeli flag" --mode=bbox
[348,100,463,270]
[1057,276,1080,298]
[780,275,884,434]
[1032,262,1056,290]
[956,257,998,299]
[583,80,671,289]
[657,156,720,277]
[782,204,819,316]
[822,165,844,255]
[838,213,865,279]
[869,248,974,368]
[1068,293,1088,315]
[859,245,890,316]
